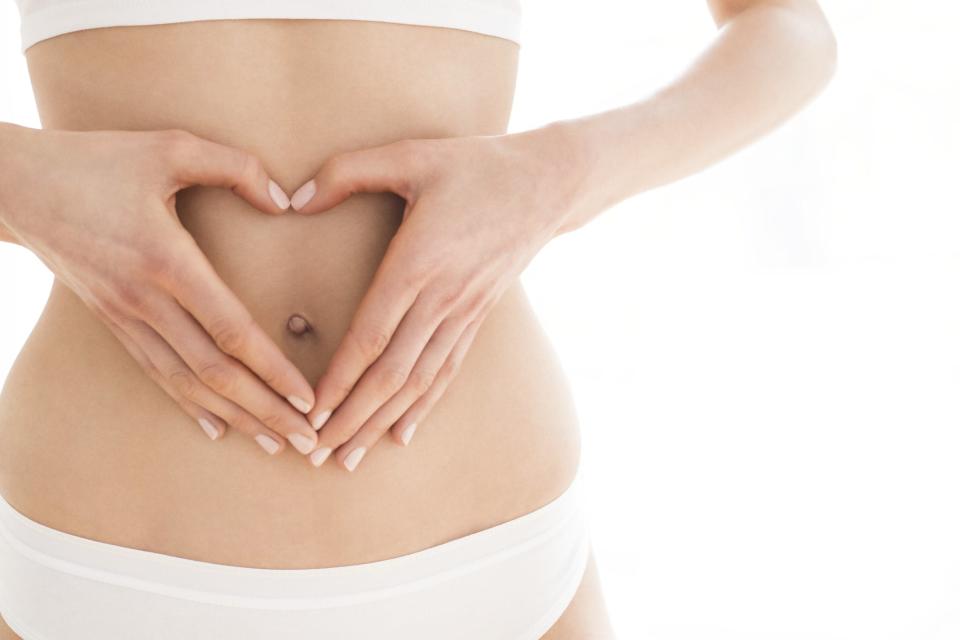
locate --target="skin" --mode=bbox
[0,127,319,453]
[0,0,835,637]
[292,0,839,472]
[293,130,580,468]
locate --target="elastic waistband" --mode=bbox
[0,476,583,609]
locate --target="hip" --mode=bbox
[0,471,589,639]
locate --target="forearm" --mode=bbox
[546,0,837,233]
[0,122,38,245]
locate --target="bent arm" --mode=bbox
[545,0,838,232]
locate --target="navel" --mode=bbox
[286,313,313,336]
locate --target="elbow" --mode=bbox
[820,17,839,89]
[803,3,838,92]
[790,2,840,91]
[714,1,839,91]
[786,2,841,91]
[769,2,841,99]
[783,7,839,111]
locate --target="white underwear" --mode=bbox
[0,477,589,639]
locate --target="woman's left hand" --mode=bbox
[290,124,590,471]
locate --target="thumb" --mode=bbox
[289,140,415,214]
[163,130,290,214]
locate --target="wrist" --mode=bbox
[507,118,603,238]
[0,122,40,170]
[0,123,42,245]
[0,123,40,208]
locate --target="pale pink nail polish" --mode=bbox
[198,418,219,441]
[343,447,366,472]
[400,422,418,446]
[255,434,280,455]
[310,447,332,468]
[311,409,331,431]
[288,432,315,455]
[268,179,291,210]
[290,180,316,211]
[287,395,313,413]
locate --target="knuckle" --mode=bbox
[157,128,196,162]
[348,324,391,360]
[168,370,198,399]
[319,154,348,184]
[258,412,286,432]
[430,287,461,313]
[467,294,489,316]
[197,360,236,394]
[374,363,408,394]
[139,362,163,385]
[113,279,146,312]
[228,411,259,436]
[209,317,249,355]
[457,292,487,319]
[91,292,122,320]
[139,247,175,282]
[408,368,436,396]
[238,151,262,184]
[153,235,197,287]
[402,266,428,291]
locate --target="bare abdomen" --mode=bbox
[0,19,581,568]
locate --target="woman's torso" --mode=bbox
[0,19,582,568]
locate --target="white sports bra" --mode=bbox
[12,0,523,53]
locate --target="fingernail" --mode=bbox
[310,446,332,468]
[311,409,331,431]
[287,394,313,413]
[255,434,281,455]
[400,422,418,446]
[268,179,291,210]
[343,447,367,472]
[288,432,316,455]
[290,180,316,211]
[198,417,219,441]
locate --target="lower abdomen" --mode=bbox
[0,221,582,567]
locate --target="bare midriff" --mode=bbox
[0,19,581,569]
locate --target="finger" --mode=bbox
[162,129,291,213]
[313,290,454,469]
[333,308,473,469]
[101,313,226,442]
[289,140,416,214]
[129,293,318,455]
[389,308,489,448]
[306,243,423,430]
[161,239,317,416]
[113,314,292,456]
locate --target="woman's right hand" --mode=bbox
[0,124,320,457]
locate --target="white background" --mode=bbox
[2,1,959,638]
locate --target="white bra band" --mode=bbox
[14,0,524,52]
